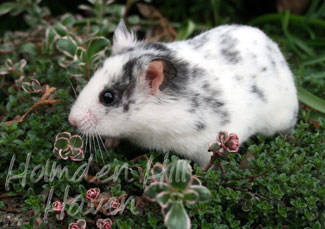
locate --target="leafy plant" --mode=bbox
[53,132,85,161]
[145,160,211,229]
[0,0,50,28]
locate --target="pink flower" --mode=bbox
[68,219,86,229]
[52,201,63,213]
[216,131,240,153]
[216,131,229,148]
[225,133,240,153]
[109,199,120,209]
[69,224,79,229]
[86,188,100,201]
[96,218,112,229]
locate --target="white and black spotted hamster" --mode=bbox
[69,21,298,167]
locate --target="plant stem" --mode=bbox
[202,151,218,172]
[219,160,226,176]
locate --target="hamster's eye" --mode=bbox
[100,90,115,105]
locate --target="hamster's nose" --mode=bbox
[68,114,79,127]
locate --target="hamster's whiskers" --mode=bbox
[94,127,106,164]
[64,72,78,99]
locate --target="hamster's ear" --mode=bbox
[112,20,137,55]
[145,60,176,95]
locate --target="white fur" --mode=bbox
[69,23,298,167]
[111,20,138,55]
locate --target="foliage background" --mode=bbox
[0,0,324,228]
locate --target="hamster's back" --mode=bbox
[168,25,298,142]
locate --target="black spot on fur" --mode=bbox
[122,58,137,82]
[191,94,200,108]
[195,121,206,131]
[251,85,266,102]
[114,47,135,55]
[162,58,190,93]
[123,104,129,112]
[189,34,209,49]
[203,97,224,108]
[261,67,267,72]
[220,33,241,64]
[221,49,241,64]
[191,67,206,79]
[220,110,230,125]
[143,42,169,52]
[202,82,209,89]
[235,75,243,81]
[101,59,138,111]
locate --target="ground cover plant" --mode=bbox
[0,0,324,228]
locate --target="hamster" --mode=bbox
[68,20,298,167]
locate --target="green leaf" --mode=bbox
[87,37,109,59]
[54,137,70,151]
[165,160,192,191]
[304,196,319,207]
[56,132,71,139]
[312,221,322,229]
[208,142,220,152]
[183,190,198,204]
[239,150,256,169]
[56,36,78,58]
[44,27,58,54]
[304,209,314,221]
[290,35,315,56]
[297,85,325,114]
[257,200,273,212]
[151,164,164,182]
[19,42,37,56]
[60,13,75,27]
[144,182,169,200]
[249,13,325,28]
[0,2,17,16]
[290,198,307,209]
[70,148,85,161]
[190,185,211,203]
[191,176,201,186]
[53,23,69,37]
[176,20,196,40]
[77,47,88,64]
[70,135,83,148]
[302,54,325,66]
[156,191,171,208]
[76,219,86,228]
[165,202,190,229]
[277,204,287,217]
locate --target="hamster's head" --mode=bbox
[68,20,177,138]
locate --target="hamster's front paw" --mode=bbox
[105,138,120,148]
